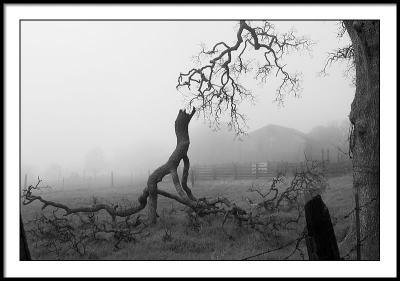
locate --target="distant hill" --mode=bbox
[188,122,350,165]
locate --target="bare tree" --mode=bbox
[177,20,312,134]
[22,109,205,225]
[20,20,379,261]
[177,20,379,260]
[342,20,379,260]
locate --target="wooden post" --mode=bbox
[305,195,340,260]
[321,149,325,163]
[255,163,259,179]
[327,149,330,163]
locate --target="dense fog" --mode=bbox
[21,21,354,188]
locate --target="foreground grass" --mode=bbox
[22,174,354,260]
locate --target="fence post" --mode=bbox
[111,171,114,188]
[233,163,238,180]
[255,163,259,179]
[327,149,330,163]
[305,195,340,260]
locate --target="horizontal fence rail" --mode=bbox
[189,160,352,181]
[23,160,352,190]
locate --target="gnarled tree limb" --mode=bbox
[177,20,312,134]
[22,109,199,224]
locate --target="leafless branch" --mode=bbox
[177,20,312,135]
[319,21,355,86]
[320,44,354,76]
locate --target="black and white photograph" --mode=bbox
[4,3,397,278]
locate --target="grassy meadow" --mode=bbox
[21,173,354,260]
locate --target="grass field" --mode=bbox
[21,173,354,260]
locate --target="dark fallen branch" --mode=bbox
[24,209,149,258]
[23,186,149,221]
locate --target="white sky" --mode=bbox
[21,20,354,174]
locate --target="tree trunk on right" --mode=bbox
[344,20,380,260]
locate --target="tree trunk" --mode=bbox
[344,20,380,260]
[147,185,158,224]
[146,108,196,224]
[20,215,31,260]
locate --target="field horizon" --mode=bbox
[21,173,354,260]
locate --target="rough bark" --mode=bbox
[146,108,196,223]
[181,155,196,201]
[344,20,380,260]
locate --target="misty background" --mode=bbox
[21,20,354,188]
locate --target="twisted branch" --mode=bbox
[177,20,312,134]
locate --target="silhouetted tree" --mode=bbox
[343,20,379,260]
[178,20,379,260]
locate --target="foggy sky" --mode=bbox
[21,20,354,177]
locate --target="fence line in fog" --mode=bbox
[21,170,147,190]
[21,159,352,190]
[188,160,353,182]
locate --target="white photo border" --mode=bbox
[4,3,397,278]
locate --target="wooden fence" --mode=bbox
[23,160,352,190]
[190,160,352,181]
